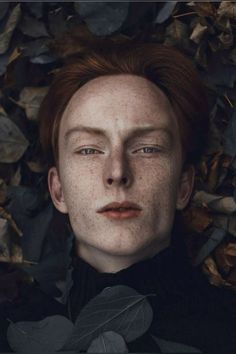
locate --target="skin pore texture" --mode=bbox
[48,74,195,273]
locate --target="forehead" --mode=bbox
[59,74,179,139]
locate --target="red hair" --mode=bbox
[39,38,210,171]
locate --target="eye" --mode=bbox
[133,146,161,154]
[76,148,103,155]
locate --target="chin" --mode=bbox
[99,241,151,258]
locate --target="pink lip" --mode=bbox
[97,201,142,213]
[99,209,142,219]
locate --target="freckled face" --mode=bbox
[54,74,185,261]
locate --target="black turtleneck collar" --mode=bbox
[69,226,196,322]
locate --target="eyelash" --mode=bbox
[76,146,161,155]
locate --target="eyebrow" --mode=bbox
[64,124,173,146]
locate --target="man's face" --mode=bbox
[48,74,195,270]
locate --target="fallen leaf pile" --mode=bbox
[1,2,236,295]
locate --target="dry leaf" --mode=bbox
[224,242,236,258]
[0,218,10,261]
[187,2,216,17]
[27,161,45,173]
[8,47,22,65]
[217,2,236,20]
[190,22,208,44]
[19,87,48,121]
[193,191,236,214]
[0,4,21,55]
[164,19,189,48]
[182,206,212,233]
[0,114,29,163]
[0,216,23,263]
[10,165,21,186]
[202,255,231,288]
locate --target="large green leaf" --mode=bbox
[7,315,74,352]
[63,285,153,351]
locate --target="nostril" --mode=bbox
[107,178,113,185]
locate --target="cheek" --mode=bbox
[139,162,179,204]
[60,160,101,204]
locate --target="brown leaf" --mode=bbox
[164,19,190,48]
[8,47,22,65]
[224,242,236,258]
[19,87,48,121]
[27,161,45,173]
[0,218,10,261]
[0,216,23,263]
[182,206,212,233]
[190,22,208,44]
[0,4,21,55]
[189,2,216,18]
[202,255,231,288]
[217,2,236,20]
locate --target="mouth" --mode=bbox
[97,207,142,220]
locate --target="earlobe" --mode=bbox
[48,166,68,214]
[176,165,195,210]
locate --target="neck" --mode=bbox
[75,239,170,273]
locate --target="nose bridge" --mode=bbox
[103,144,132,187]
[107,145,126,178]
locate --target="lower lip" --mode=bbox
[98,209,141,219]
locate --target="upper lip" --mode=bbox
[97,201,142,213]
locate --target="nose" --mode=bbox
[103,148,133,188]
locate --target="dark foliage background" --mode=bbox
[1,1,236,301]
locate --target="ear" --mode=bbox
[176,164,195,210]
[48,166,68,214]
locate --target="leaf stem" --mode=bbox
[224,93,234,108]
[173,11,196,19]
